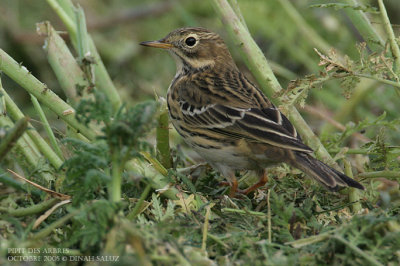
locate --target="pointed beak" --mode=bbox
[140,39,173,49]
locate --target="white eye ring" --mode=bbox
[184,34,199,47]
[185,36,197,46]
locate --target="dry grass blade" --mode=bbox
[7,169,71,200]
[33,199,72,229]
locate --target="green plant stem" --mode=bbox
[269,61,297,80]
[0,198,59,217]
[377,0,400,75]
[228,0,248,30]
[0,49,96,141]
[330,148,382,155]
[156,98,171,169]
[125,159,179,200]
[0,117,28,161]
[75,6,90,61]
[221,208,266,217]
[344,161,362,213]
[30,95,64,160]
[38,21,89,105]
[339,0,384,52]
[211,0,340,167]
[31,210,79,240]
[332,235,383,266]
[267,189,271,243]
[110,151,122,202]
[286,230,334,248]
[1,86,64,169]
[140,151,168,176]
[127,184,152,220]
[355,73,400,89]
[46,0,122,113]
[358,171,400,179]
[46,0,77,45]
[278,0,332,54]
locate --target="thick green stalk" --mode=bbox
[339,0,384,52]
[377,0,400,75]
[278,0,332,54]
[156,99,172,169]
[358,171,400,179]
[46,0,122,113]
[211,0,338,166]
[30,95,64,160]
[0,117,28,161]
[110,151,122,202]
[46,0,77,46]
[38,21,89,105]
[0,49,96,141]
[75,6,90,61]
[0,198,59,217]
[1,86,63,169]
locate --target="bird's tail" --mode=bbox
[290,152,364,191]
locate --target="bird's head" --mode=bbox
[140,27,236,73]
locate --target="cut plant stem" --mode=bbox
[38,21,89,105]
[0,49,96,141]
[46,0,122,113]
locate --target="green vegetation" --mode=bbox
[0,0,399,265]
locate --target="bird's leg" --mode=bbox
[239,169,268,195]
[228,178,238,197]
[218,178,239,197]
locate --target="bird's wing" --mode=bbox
[174,72,313,153]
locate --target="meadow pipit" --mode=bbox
[141,27,364,196]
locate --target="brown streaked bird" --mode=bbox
[140,27,364,196]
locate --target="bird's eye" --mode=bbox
[185,37,197,46]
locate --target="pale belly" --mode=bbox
[191,144,257,170]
